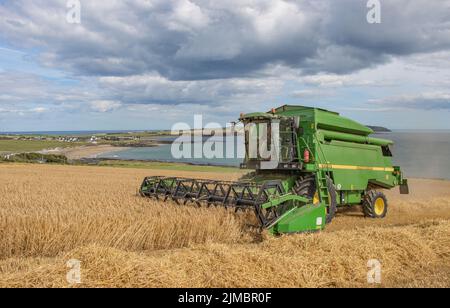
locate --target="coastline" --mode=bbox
[39,145,130,160]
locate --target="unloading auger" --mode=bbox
[140,105,409,234]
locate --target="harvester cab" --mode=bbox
[140,105,409,235]
[239,111,300,170]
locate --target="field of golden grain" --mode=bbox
[0,163,449,288]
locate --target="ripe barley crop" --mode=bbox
[0,164,449,288]
[0,164,252,259]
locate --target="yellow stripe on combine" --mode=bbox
[319,164,395,172]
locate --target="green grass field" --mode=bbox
[98,160,243,173]
[0,140,82,154]
[97,131,171,138]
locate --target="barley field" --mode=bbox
[0,163,449,288]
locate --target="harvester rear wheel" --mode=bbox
[363,191,388,218]
[293,175,337,224]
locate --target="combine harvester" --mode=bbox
[140,106,409,234]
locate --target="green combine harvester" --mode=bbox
[140,105,409,234]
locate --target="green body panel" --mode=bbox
[318,139,397,192]
[269,202,327,234]
[343,190,363,204]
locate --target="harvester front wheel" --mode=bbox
[293,175,337,224]
[363,191,388,218]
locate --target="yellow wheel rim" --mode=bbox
[313,191,331,205]
[374,197,385,216]
[313,192,320,205]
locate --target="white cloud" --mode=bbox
[31,107,48,113]
[167,0,210,32]
[362,92,450,111]
[301,74,361,88]
[89,100,122,113]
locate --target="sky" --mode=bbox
[0,0,449,131]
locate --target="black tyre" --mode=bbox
[363,191,388,218]
[293,175,337,224]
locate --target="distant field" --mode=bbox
[98,160,243,173]
[97,131,171,138]
[0,164,449,288]
[0,140,82,154]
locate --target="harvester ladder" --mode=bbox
[298,135,331,206]
[313,135,331,205]
[316,170,330,206]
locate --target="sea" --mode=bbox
[97,130,450,180]
[2,130,449,180]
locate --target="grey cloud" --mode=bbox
[0,70,283,115]
[373,92,450,110]
[0,71,102,112]
[1,0,449,81]
[326,0,450,56]
[98,74,284,105]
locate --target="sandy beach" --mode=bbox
[40,145,129,160]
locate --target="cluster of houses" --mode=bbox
[57,137,80,142]
[102,136,140,141]
[4,135,81,143]
[3,134,141,144]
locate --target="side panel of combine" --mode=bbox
[317,140,397,191]
[295,108,403,207]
